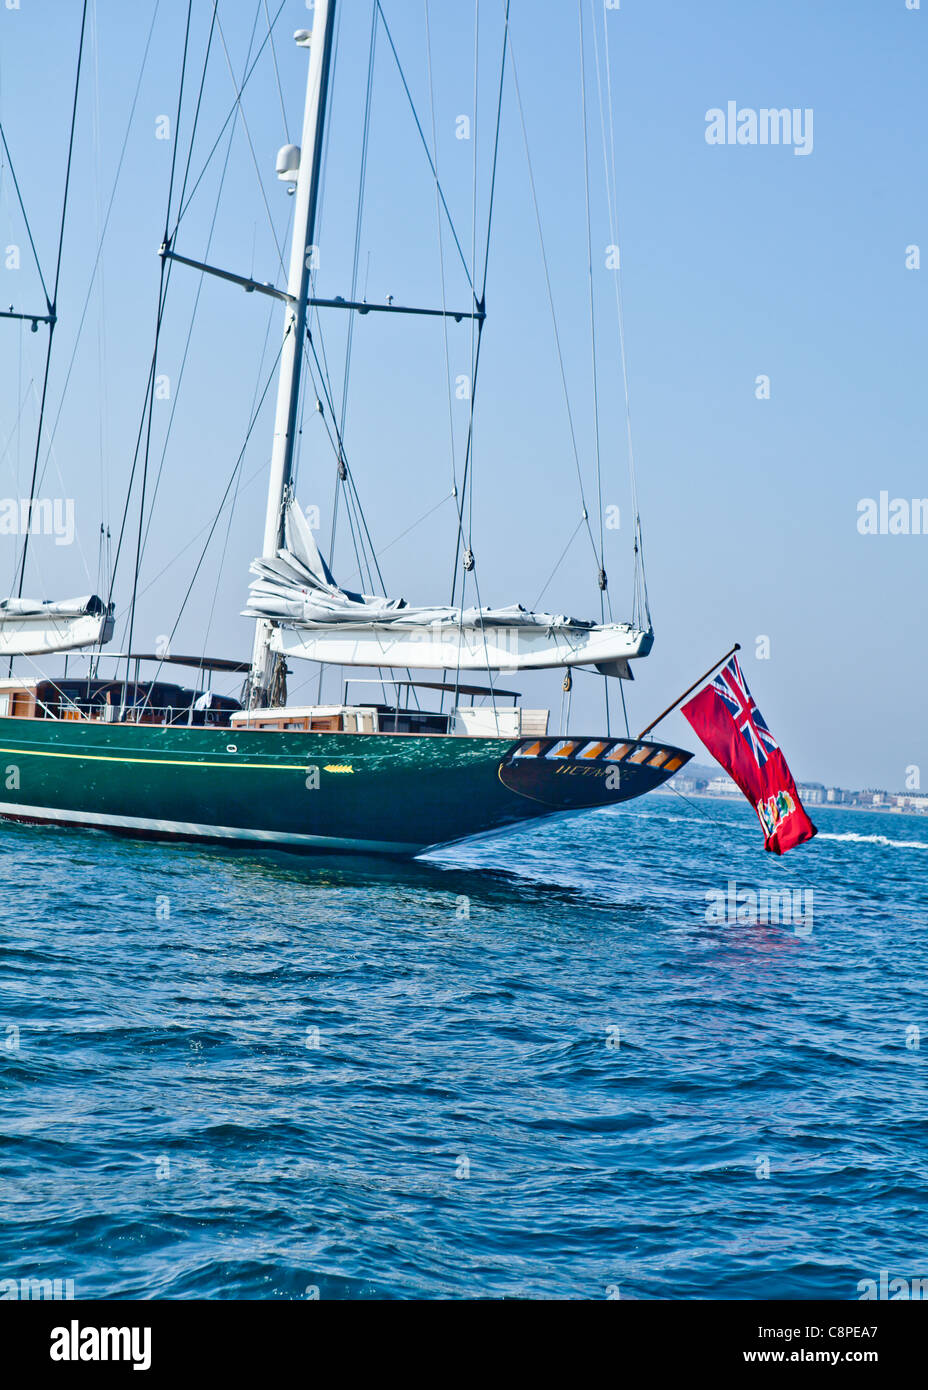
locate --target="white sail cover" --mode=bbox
[246,502,652,673]
[0,595,114,657]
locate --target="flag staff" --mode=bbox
[637,643,741,740]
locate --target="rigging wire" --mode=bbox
[12,0,89,607]
[326,0,378,591]
[467,0,479,560]
[106,0,217,619]
[666,779,729,830]
[107,2,632,729]
[507,34,600,576]
[31,0,161,502]
[304,332,381,597]
[450,0,503,726]
[300,0,354,543]
[339,491,454,585]
[303,3,421,710]
[305,359,372,597]
[0,381,34,490]
[598,0,650,631]
[112,304,291,623]
[194,368,260,688]
[90,0,110,547]
[0,378,33,592]
[134,335,287,707]
[577,0,611,735]
[263,0,290,143]
[169,0,286,235]
[303,332,421,723]
[129,458,269,604]
[213,3,288,278]
[22,372,93,586]
[121,0,195,694]
[424,0,510,728]
[0,125,52,308]
[480,0,510,307]
[139,2,263,562]
[532,517,586,611]
[447,0,511,608]
[578,0,606,606]
[618,663,630,738]
[374,1,476,299]
[336,2,377,460]
[424,0,461,520]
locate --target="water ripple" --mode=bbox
[0,802,925,1298]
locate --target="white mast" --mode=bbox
[249,0,337,707]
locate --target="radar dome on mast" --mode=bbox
[276,144,301,191]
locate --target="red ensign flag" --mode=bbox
[681,655,817,854]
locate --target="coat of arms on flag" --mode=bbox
[681,655,816,854]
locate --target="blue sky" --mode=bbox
[0,0,925,791]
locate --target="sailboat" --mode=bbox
[0,0,691,857]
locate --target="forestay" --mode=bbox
[0,595,114,657]
[246,502,652,675]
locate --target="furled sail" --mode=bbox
[0,595,114,657]
[246,501,652,674]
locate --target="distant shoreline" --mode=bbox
[660,788,928,819]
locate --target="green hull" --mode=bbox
[0,718,690,857]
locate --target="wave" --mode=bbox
[818,831,928,851]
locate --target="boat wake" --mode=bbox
[818,831,928,852]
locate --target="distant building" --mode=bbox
[671,775,707,795]
[663,770,907,811]
[894,795,928,815]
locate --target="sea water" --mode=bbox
[0,798,924,1299]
